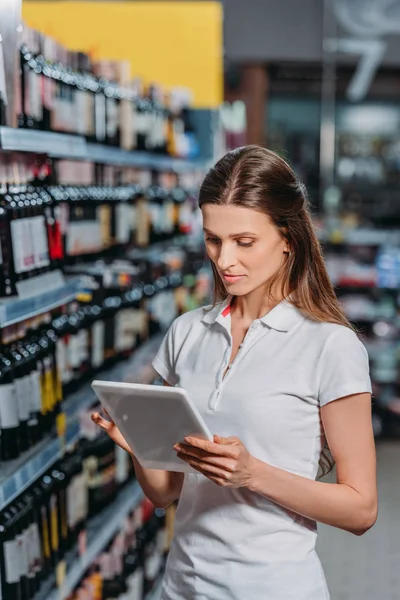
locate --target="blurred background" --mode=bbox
[0,1,399,599]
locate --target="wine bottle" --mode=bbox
[0,188,18,296]
[0,349,20,460]
[5,328,29,453]
[0,506,21,598]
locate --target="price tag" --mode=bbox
[56,560,66,588]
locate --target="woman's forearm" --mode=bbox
[130,453,184,508]
[248,458,377,535]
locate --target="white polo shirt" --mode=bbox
[152,295,372,600]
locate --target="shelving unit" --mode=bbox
[33,480,144,600]
[0,126,210,172]
[0,275,80,328]
[0,332,163,511]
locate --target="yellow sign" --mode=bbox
[22,1,223,107]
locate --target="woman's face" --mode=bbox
[201,204,289,295]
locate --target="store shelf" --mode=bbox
[0,274,80,328]
[0,127,210,172]
[0,127,86,157]
[85,143,209,172]
[318,227,400,246]
[44,480,144,600]
[0,333,163,511]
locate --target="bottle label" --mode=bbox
[106,97,118,138]
[31,522,42,572]
[0,383,19,428]
[78,329,89,364]
[4,539,19,583]
[57,338,72,384]
[30,370,42,413]
[95,93,106,142]
[10,219,24,274]
[115,444,129,483]
[17,531,29,579]
[127,567,144,600]
[91,320,105,369]
[145,548,162,581]
[116,203,131,244]
[31,215,50,268]
[75,90,87,136]
[23,218,35,271]
[68,334,82,369]
[28,70,43,122]
[27,524,36,576]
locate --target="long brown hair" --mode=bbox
[198,145,352,478]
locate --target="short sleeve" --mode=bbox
[318,327,372,407]
[152,321,179,386]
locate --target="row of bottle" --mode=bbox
[0,181,195,296]
[0,428,135,600]
[65,498,172,600]
[0,315,62,461]
[0,248,211,462]
[13,24,199,158]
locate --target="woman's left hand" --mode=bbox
[174,435,256,488]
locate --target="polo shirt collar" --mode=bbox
[202,294,304,332]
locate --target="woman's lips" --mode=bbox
[222,274,246,283]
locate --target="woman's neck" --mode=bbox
[230,287,285,324]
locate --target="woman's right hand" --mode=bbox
[91,410,133,456]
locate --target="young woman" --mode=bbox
[92,146,378,599]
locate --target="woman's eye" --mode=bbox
[237,241,254,247]
[205,237,220,244]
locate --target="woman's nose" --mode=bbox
[217,244,236,270]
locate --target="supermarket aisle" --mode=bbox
[317,440,400,600]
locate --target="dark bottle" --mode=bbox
[13,497,33,600]
[30,479,52,579]
[26,340,43,446]
[26,318,47,439]
[102,297,119,367]
[0,91,5,127]
[0,351,20,460]
[31,188,51,275]
[0,506,21,599]
[7,189,26,285]
[135,96,151,151]
[105,85,121,147]
[63,451,88,551]
[89,305,105,372]
[123,547,144,600]
[141,509,167,597]
[0,189,18,297]
[15,322,39,449]
[39,473,59,568]
[50,466,69,557]
[23,488,43,592]
[82,432,117,515]
[37,328,56,433]
[5,329,29,453]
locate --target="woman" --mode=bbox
[92,146,378,599]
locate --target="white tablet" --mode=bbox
[91,380,213,473]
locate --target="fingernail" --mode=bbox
[173,444,179,450]
[184,437,190,443]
